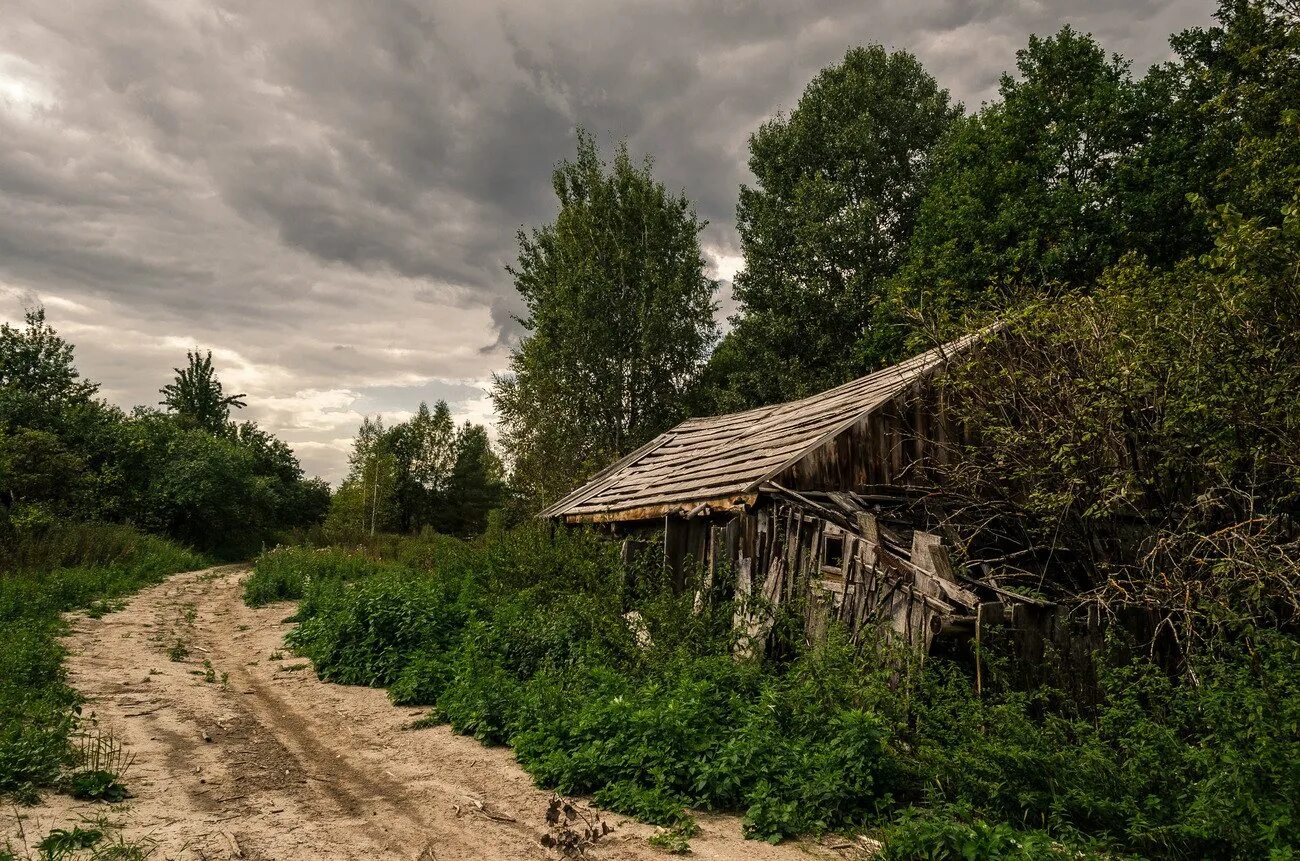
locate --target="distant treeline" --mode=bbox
[325,402,504,540]
[0,310,328,558]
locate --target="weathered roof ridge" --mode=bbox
[541,331,985,521]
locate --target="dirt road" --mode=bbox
[4,567,866,860]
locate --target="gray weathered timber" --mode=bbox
[540,333,983,523]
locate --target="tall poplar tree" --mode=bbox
[697,46,958,411]
[492,131,718,508]
[388,400,457,531]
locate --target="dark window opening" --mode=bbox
[822,535,844,569]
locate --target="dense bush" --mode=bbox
[243,545,402,607]
[1,311,330,558]
[880,807,1095,861]
[0,524,206,799]
[258,526,1300,856]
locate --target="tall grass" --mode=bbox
[0,521,207,801]
[242,544,415,607]
[254,526,1300,859]
[3,522,195,575]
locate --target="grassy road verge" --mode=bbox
[1,523,207,804]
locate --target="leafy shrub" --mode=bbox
[909,633,1300,859]
[243,545,393,606]
[0,621,73,797]
[881,807,1090,860]
[593,781,694,829]
[390,646,456,707]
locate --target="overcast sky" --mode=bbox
[0,0,1215,483]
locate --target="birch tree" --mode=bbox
[492,130,718,508]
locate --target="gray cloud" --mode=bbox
[0,0,1214,481]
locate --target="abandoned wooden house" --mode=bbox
[541,332,1064,661]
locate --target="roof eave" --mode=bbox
[559,492,758,524]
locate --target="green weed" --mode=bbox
[647,825,693,854]
[0,523,203,800]
[270,526,1300,857]
[67,770,128,803]
[3,813,157,860]
[242,545,396,607]
[83,600,124,620]
[36,826,104,855]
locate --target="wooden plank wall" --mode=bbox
[727,501,958,656]
[773,377,966,492]
[625,499,1142,701]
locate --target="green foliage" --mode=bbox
[243,545,398,607]
[36,825,105,854]
[6,817,157,860]
[704,45,958,410]
[647,824,693,854]
[1157,0,1300,229]
[900,2,1299,342]
[701,2,1298,413]
[0,525,204,800]
[941,192,1300,630]
[326,406,503,540]
[492,129,718,510]
[327,416,398,539]
[880,808,1089,861]
[0,619,72,799]
[446,424,505,535]
[66,770,128,803]
[268,527,1300,855]
[0,311,328,555]
[897,27,1148,329]
[905,634,1300,859]
[388,401,457,532]
[0,309,99,435]
[158,350,246,435]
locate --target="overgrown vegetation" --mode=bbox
[936,194,1300,642]
[0,523,205,802]
[454,10,1299,852]
[252,527,1299,858]
[0,314,329,558]
[242,545,404,607]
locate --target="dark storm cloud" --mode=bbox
[0,0,1215,480]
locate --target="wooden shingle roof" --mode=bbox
[541,333,983,523]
